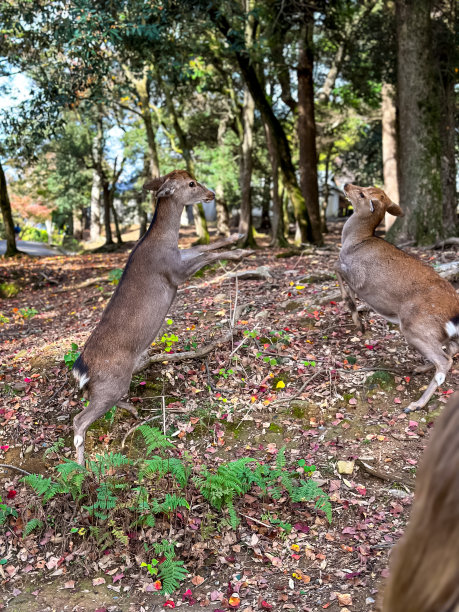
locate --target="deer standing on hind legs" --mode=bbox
[72,169,252,465]
[335,183,459,413]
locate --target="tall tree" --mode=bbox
[297,17,322,245]
[0,161,18,257]
[391,0,445,244]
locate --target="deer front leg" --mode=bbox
[180,234,242,261]
[178,249,253,282]
[335,270,365,333]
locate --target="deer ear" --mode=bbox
[143,176,165,193]
[156,179,177,199]
[387,202,404,217]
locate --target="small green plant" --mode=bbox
[218,368,234,379]
[160,332,179,353]
[19,307,38,319]
[108,268,123,285]
[0,495,18,525]
[0,282,20,298]
[64,343,80,370]
[142,541,187,594]
[0,312,9,325]
[302,360,316,367]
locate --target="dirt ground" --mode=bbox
[1,221,458,611]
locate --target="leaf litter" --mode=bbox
[1,222,458,610]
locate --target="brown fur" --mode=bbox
[383,392,459,612]
[72,169,250,464]
[336,184,459,412]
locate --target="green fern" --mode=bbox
[55,459,88,480]
[108,520,129,546]
[275,446,287,469]
[158,493,189,514]
[83,483,118,520]
[148,540,187,595]
[22,474,67,503]
[139,456,190,487]
[23,518,44,536]
[44,438,65,457]
[194,458,257,525]
[137,426,174,456]
[290,479,332,523]
[87,452,132,478]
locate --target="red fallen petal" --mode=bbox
[261,602,273,609]
[7,490,17,499]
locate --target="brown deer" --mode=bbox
[336,184,459,413]
[382,392,459,612]
[72,169,251,464]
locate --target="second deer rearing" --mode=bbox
[72,170,250,464]
[336,183,459,413]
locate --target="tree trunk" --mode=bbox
[89,169,102,241]
[264,121,288,247]
[260,179,271,233]
[111,200,123,245]
[297,21,323,246]
[90,118,103,242]
[0,161,18,257]
[102,183,113,246]
[72,209,83,240]
[215,117,230,236]
[382,82,400,232]
[238,85,256,247]
[435,1,457,235]
[389,0,443,244]
[209,8,313,244]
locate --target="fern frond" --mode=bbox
[139,457,190,487]
[290,479,332,523]
[158,493,189,514]
[88,452,132,478]
[23,518,44,536]
[158,557,187,595]
[22,475,66,502]
[137,426,174,456]
[275,446,287,469]
[55,459,88,480]
[44,438,65,457]
[227,500,239,529]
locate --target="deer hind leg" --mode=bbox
[73,380,129,464]
[335,271,364,333]
[403,333,452,413]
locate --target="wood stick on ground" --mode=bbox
[268,369,323,407]
[54,276,106,293]
[0,464,32,476]
[146,304,247,366]
[356,458,414,490]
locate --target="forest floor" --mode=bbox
[1,220,458,612]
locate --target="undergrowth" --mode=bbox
[3,426,332,595]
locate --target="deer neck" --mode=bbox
[143,197,184,246]
[341,213,382,248]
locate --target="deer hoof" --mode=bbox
[404,403,421,414]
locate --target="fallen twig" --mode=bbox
[268,369,323,407]
[146,304,247,366]
[356,458,414,490]
[0,464,32,476]
[53,276,106,293]
[121,414,162,449]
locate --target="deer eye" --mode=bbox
[359,193,364,198]
[189,181,195,187]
